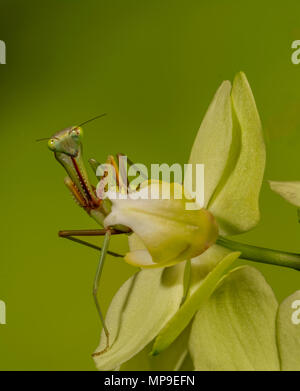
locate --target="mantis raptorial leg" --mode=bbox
[89,153,148,190]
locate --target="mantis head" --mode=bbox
[48,126,84,158]
[47,124,104,224]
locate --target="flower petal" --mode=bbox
[104,182,218,267]
[188,244,231,297]
[124,234,158,267]
[119,326,190,371]
[151,251,240,355]
[188,80,233,208]
[93,263,185,371]
[276,290,300,371]
[269,181,300,208]
[209,72,266,235]
[189,266,280,371]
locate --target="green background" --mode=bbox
[0,0,300,370]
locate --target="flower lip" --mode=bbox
[104,181,219,267]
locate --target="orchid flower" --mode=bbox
[117,266,300,371]
[102,181,218,268]
[189,266,300,371]
[93,72,300,370]
[269,181,300,222]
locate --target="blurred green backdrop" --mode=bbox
[0,0,300,370]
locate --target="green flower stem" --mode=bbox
[217,237,300,271]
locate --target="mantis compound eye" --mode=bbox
[47,138,57,151]
[70,126,83,139]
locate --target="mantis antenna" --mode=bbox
[36,113,107,142]
[78,113,107,127]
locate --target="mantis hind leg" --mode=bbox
[58,228,129,355]
[58,228,126,257]
[92,229,112,356]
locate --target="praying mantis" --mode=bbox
[44,115,135,356]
